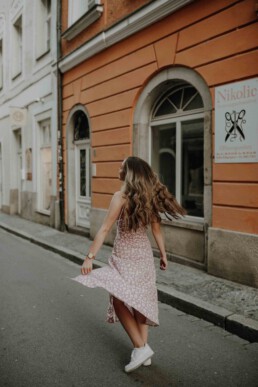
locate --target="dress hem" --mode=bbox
[71,276,159,327]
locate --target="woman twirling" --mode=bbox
[72,156,186,373]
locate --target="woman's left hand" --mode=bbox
[160,255,168,270]
[81,258,93,275]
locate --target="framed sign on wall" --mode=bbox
[215,78,258,163]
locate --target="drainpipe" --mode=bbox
[56,0,65,231]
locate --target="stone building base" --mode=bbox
[208,228,258,288]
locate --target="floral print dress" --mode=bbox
[72,214,159,327]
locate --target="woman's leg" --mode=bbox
[113,297,144,348]
[134,309,148,344]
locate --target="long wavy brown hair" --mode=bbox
[120,156,186,231]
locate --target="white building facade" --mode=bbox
[0,0,60,227]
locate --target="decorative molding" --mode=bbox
[10,0,23,19]
[59,0,194,73]
[63,5,104,41]
[0,17,5,36]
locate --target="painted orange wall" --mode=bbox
[62,0,258,234]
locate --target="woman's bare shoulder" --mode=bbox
[113,191,126,203]
[113,191,124,198]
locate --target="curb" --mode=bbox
[0,221,257,343]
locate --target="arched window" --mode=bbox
[151,82,204,217]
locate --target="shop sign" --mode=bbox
[215,78,258,163]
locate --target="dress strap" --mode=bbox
[118,206,125,220]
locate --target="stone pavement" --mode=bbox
[0,212,258,343]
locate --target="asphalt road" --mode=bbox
[0,228,257,387]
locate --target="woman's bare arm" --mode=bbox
[81,191,125,274]
[151,221,168,270]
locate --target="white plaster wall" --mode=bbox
[0,0,58,223]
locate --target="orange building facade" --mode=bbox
[59,0,258,288]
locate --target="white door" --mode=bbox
[76,143,91,228]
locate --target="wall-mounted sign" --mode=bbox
[215,78,258,163]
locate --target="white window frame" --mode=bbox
[11,14,23,80]
[36,116,52,214]
[35,0,51,60]
[150,111,205,221]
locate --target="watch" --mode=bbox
[86,252,95,260]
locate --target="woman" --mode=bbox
[72,157,186,373]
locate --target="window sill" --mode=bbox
[63,4,104,41]
[12,71,22,81]
[36,209,50,217]
[36,48,51,62]
[162,217,204,232]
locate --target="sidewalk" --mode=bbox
[1,212,258,343]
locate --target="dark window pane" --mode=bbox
[184,93,204,111]
[155,99,176,116]
[181,119,204,217]
[74,111,89,141]
[169,89,182,109]
[80,149,86,196]
[152,124,176,196]
[153,85,204,118]
[160,152,176,195]
[182,87,197,109]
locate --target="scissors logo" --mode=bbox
[225,109,246,142]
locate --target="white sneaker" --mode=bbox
[143,358,151,366]
[125,344,154,373]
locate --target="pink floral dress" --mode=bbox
[72,214,159,327]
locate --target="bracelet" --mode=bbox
[86,252,95,260]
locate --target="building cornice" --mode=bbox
[59,0,194,74]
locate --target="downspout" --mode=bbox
[56,0,65,231]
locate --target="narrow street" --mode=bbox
[0,228,257,387]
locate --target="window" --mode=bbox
[12,15,22,79]
[39,119,52,212]
[66,0,103,38]
[151,84,204,218]
[36,0,51,58]
[0,39,3,90]
[69,0,91,26]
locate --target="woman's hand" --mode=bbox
[160,254,168,270]
[81,258,93,275]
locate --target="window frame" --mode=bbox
[133,67,212,228]
[36,115,52,215]
[35,0,51,60]
[150,111,205,221]
[11,14,23,80]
